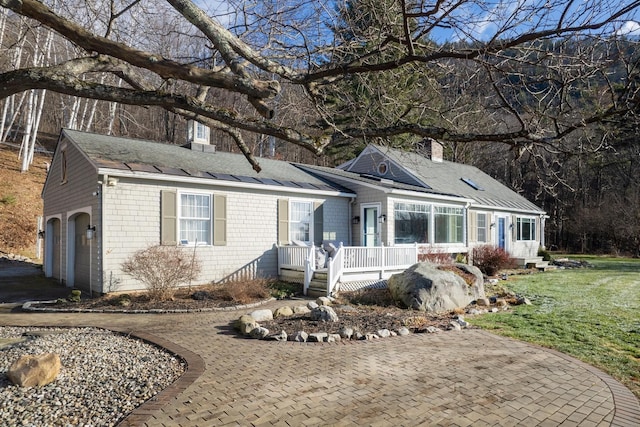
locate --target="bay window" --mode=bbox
[434,206,464,244]
[394,202,430,244]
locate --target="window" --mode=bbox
[477,213,488,242]
[394,202,430,244]
[434,206,464,244]
[517,217,536,241]
[61,149,67,183]
[377,162,388,175]
[196,122,207,140]
[179,193,211,245]
[290,201,313,243]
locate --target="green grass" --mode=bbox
[470,256,640,399]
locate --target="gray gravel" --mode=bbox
[0,327,186,426]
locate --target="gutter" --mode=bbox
[97,168,356,198]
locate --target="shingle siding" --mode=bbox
[99,178,351,293]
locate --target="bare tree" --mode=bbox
[1,0,640,170]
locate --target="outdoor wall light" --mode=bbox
[38,230,45,239]
[379,214,386,223]
[490,222,496,228]
[86,225,96,240]
[352,216,360,225]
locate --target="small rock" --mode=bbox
[7,353,61,387]
[234,315,259,335]
[476,298,490,306]
[376,329,391,338]
[449,322,462,331]
[249,327,270,339]
[308,332,328,342]
[307,301,319,310]
[338,326,354,340]
[354,332,364,340]
[273,306,294,318]
[516,296,531,305]
[365,333,379,340]
[390,331,397,337]
[495,298,508,307]
[468,308,481,315]
[328,334,341,343]
[249,309,273,322]
[268,330,288,341]
[397,327,410,336]
[425,326,441,333]
[310,306,339,322]
[291,331,308,342]
[491,307,499,313]
[317,297,332,306]
[292,305,311,314]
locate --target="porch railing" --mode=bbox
[278,243,424,296]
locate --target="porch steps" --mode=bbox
[515,257,556,271]
[307,271,328,298]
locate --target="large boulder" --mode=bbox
[387,262,481,312]
[7,353,62,387]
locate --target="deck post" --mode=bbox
[380,242,385,279]
[303,244,314,295]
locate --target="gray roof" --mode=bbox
[371,145,544,213]
[297,164,462,199]
[62,129,353,194]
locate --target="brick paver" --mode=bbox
[1,299,638,426]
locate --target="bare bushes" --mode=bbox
[121,245,201,301]
[472,245,516,276]
[206,277,273,304]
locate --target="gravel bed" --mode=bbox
[0,327,186,426]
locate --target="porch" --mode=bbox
[277,243,466,297]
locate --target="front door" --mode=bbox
[497,217,506,250]
[362,206,379,247]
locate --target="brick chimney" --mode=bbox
[420,138,443,163]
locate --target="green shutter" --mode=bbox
[213,194,227,246]
[278,199,289,245]
[314,201,324,245]
[161,190,177,245]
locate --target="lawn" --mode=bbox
[470,256,640,399]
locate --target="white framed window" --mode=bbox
[477,213,488,242]
[434,206,464,244]
[290,200,313,243]
[394,202,430,244]
[196,122,207,140]
[516,217,536,241]
[179,193,211,245]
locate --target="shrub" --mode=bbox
[472,245,516,276]
[538,247,552,261]
[206,277,273,304]
[121,245,201,301]
[417,246,453,264]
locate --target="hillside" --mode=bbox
[0,146,50,258]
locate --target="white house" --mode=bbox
[41,126,546,296]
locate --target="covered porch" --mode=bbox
[277,243,466,297]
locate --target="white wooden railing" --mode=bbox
[277,243,466,296]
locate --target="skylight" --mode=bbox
[461,177,484,191]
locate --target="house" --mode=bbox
[41,126,546,295]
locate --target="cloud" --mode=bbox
[617,20,640,36]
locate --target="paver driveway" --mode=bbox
[1,299,639,427]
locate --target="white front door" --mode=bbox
[362,205,380,247]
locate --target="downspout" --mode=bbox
[98,174,107,294]
[465,201,471,263]
[348,197,356,246]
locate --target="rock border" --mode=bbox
[21,297,277,314]
[234,296,515,343]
